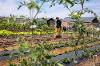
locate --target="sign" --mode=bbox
[96,27,100,31]
[30,25,37,29]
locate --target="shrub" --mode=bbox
[0,22,30,31]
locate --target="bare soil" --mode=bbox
[76,55,100,66]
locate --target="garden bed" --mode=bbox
[0,43,100,66]
[76,54,100,66]
[0,34,70,51]
[0,31,99,66]
[0,37,18,52]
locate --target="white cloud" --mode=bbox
[0,0,100,18]
[0,0,29,17]
[0,0,70,18]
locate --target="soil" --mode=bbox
[0,37,16,48]
[0,54,100,66]
[0,56,27,66]
[0,34,70,51]
[0,35,100,66]
[76,55,100,66]
[50,46,81,55]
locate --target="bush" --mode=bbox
[0,22,30,31]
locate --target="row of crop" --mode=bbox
[0,22,30,31]
[0,20,54,32]
[60,48,100,65]
[0,30,54,37]
[0,37,99,66]
[43,37,100,50]
[8,41,100,66]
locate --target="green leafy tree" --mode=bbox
[64,0,97,45]
[57,0,98,62]
[18,0,39,19]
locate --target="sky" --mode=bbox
[0,0,100,18]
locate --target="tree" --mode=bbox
[63,0,97,45]
[63,0,98,63]
[18,0,39,19]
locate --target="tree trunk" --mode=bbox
[75,34,81,46]
[33,2,44,19]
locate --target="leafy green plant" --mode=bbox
[9,42,62,66]
[0,22,30,31]
[19,42,29,53]
[82,49,96,58]
[9,63,16,66]
[0,30,14,36]
[62,58,71,64]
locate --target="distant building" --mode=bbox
[47,18,55,27]
[64,17,100,27]
[61,19,72,28]
[64,17,95,22]
[16,18,25,24]
[91,17,100,28]
[15,18,30,24]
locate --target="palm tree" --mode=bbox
[18,0,39,19]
